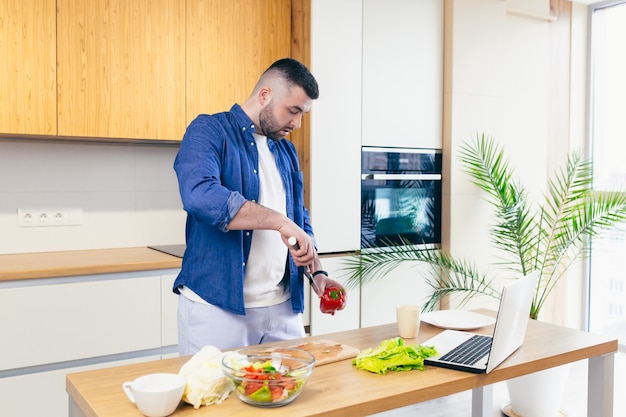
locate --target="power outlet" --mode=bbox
[17,208,83,227]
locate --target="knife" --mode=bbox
[288,236,322,297]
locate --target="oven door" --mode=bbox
[361,173,441,249]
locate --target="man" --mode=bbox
[173,58,345,355]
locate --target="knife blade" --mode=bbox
[288,236,322,297]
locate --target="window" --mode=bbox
[588,1,626,348]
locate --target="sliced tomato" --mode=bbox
[244,381,264,395]
[281,377,297,391]
[269,385,285,401]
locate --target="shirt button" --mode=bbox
[253,169,257,174]
[250,141,255,146]
[246,231,251,237]
[251,199,256,203]
[251,124,256,129]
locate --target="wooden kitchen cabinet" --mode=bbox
[185,0,292,122]
[0,0,57,135]
[2,0,307,144]
[56,0,186,140]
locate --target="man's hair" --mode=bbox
[263,58,319,100]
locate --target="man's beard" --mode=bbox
[258,104,285,140]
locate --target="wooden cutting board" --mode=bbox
[289,339,360,366]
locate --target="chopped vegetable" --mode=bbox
[320,286,346,315]
[352,337,438,374]
[235,360,303,404]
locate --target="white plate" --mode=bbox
[421,310,496,330]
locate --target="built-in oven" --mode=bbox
[361,146,442,249]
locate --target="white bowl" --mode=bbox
[122,373,185,417]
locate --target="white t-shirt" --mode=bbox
[243,134,290,307]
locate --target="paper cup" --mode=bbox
[396,304,421,339]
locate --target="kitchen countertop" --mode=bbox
[0,247,183,282]
[66,311,618,417]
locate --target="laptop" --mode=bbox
[422,271,539,374]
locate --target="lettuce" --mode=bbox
[352,337,438,374]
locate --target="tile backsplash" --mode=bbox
[0,140,186,254]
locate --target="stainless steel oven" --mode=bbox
[361,146,442,249]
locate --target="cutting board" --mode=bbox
[289,339,360,366]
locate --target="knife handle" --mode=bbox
[288,237,322,296]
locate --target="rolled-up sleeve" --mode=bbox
[174,115,248,232]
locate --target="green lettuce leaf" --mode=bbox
[352,337,437,374]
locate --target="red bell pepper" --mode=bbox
[320,286,346,315]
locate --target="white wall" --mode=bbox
[0,140,186,254]
[443,0,586,326]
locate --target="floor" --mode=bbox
[373,351,625,417]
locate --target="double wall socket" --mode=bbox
[17,208,83,227]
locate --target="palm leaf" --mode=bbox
[344,237,500,312]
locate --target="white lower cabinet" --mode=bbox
[0,355,161,417]
[0,269,180,417]
[161,273,179,347]
[360,262,433,328]
[311,256,434,336]
[309,255,360,336]
[0,275,161,369]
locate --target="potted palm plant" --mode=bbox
[344,134,626,416]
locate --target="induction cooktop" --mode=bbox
[148,244,186,258]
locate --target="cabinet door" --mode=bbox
[161,273,179,347]
[186,0,292,121]
[0,355,160,417]
[57,0,186,140]
[309,0,362,253]
[360,262,434,328]
[0,0,56,135]
[309,256,360,336]
[361,0,443,149]
[0,276,162,370]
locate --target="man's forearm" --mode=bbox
[226,200,289,232]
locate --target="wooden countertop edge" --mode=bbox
[0,247,182,281]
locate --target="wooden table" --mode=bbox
[66,310,617,417]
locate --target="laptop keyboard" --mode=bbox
[439,334,492,365]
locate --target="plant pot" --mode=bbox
[503,364,571,417]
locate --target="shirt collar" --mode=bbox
[230,103,258,135]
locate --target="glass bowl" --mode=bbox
[221,346,315,407]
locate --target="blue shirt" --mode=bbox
[173,104,313,315]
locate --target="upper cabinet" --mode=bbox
[361,0,443,149]
[309,0,362,253]
[56,0,186,140]
[186,0,292,123]
[1,0,296,141]
[0,0,57,135]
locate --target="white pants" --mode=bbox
[177,295,306,356]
